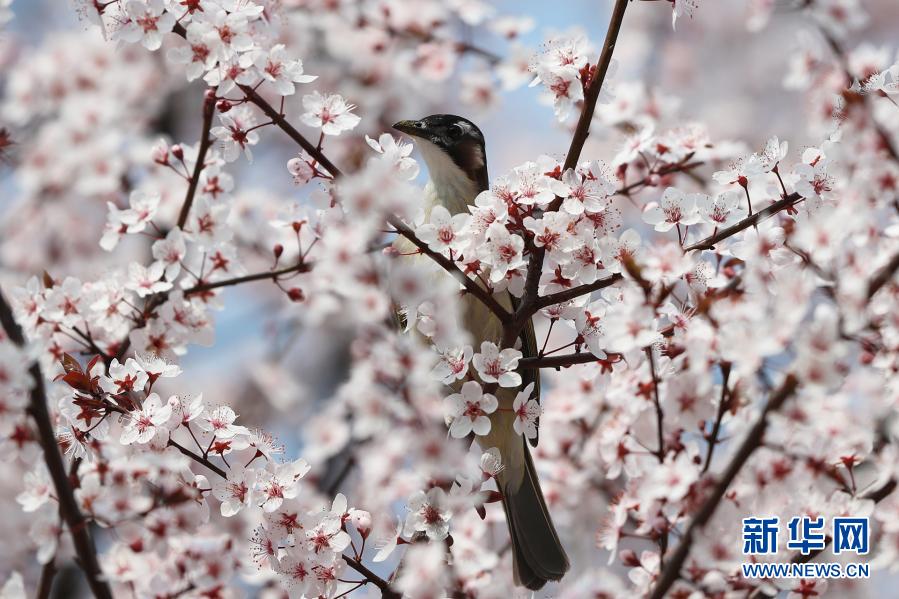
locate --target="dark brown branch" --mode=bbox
[701,362,731,475]
[533,274,623,311]
[36,559,57,599]
[645,347,664,461]
[239,84,344,178]
[683,193,802,251]
[0,289,113,599]
[387,215,511,323]
[866,251,899,299]
[177,93,216,229]
[649,375,799,599]
[167,439,227,478]
[342,555,400,598]
[172,22,342,179]
[518,351,600,369]
[184,262,310,296]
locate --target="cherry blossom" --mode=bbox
[472,342,522,387]
[2,0,899,596]
[404,487,452,541]
[444,380,498,438]
[512,382,540,440]
[253,44,317,96]
[415,205,470,256]
[211,107,260,162]
[115,0,175,51]
[300,91,361,136]
[120,393,173,445]
[642,187,703,233]
[212,467,256,517]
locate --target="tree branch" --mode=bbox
[648,375,799,599]
[518,351,600,369]
[701,362,731,475]
[177,92,216,229]
[533,273,623,312]
[166,438,227,478]
[0,289,113,599]
[387,215,511,323]
[683,192,802,251]
[342,555,400,599]
[184,262,310,296]
[866,250,899,300]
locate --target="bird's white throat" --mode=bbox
[416,139,482,216]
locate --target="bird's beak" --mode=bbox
[392,120,425,138]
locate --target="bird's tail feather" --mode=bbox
[501,439,570,590]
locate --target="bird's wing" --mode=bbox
[510,295,541,447]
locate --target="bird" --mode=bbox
[392,114,570,590]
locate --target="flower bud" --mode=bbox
[351,510,372,538]
[287,288,305,302]
[620,549,641,567]
[273,244,284,259]
[171,144,184,160]
[217,99,233,113]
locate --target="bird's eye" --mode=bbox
[447,124,465,139]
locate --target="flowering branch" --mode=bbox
[560,0,631,174]
[648,375,799,599]
[0,289,113,599]
[683,192,803,251]
[509,0,631,348]
[163,428,399,597]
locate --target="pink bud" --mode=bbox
[171,144,184,160]
[273,244,284,259]
[217,99,233,113]
[287,288,305,302]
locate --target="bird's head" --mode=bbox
[393,114,489,195]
